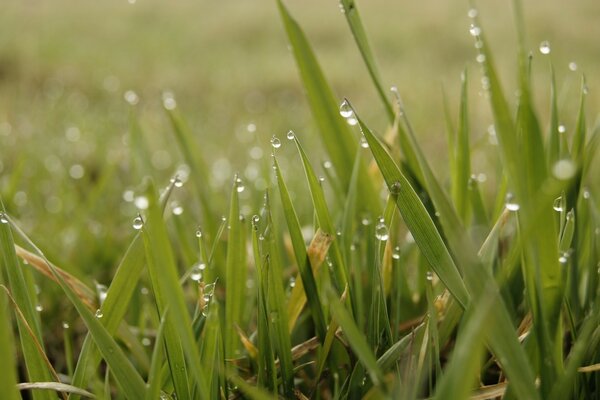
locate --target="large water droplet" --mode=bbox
[286,130,295,140]
[553,197,564,212]
[132,214,144,230]
[235,177,245,193]
[0,212,8,224]
[190,263,204,282]
[359,136,369,148]
[469,24,481,37]
[552,159,576,180]
[339,99,353,118]
[171,176,183,188]
[375,219,389,241]
[505,193,520,212]
[389,181,401,195]
[95,309,104,319]
[539,41,551,55]
[270,136,281,149]
[558,124,566,133]
[124,90,139,105]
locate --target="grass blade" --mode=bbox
[0,283,20,400]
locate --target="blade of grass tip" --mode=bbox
[353,111,469,308]
[225,174,247,358]
[145,312,168,400]
[142,179,209,399]
[263,194,295,397]
[339,0,394,121]
[328,290,385,389]
[71,177,178,397]
[273,155,327,341]
[0,206,56,400]
[289,137,350,300]
[5,216,147,399]
[0,284,20,400]
[571,76,587,163]
[432,284,496,400]
[16,383,96,399]
[164,105,218,239]
[275,0,381,214]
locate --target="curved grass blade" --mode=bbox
[275,0,380,214]
[0,204,57,400]
[17,383,96,399]
[5,217,147,399]
[339,0,394,121]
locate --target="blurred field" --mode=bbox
[0,0,598,276]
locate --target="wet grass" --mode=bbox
[1,0,600,399]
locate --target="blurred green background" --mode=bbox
[0,0,598,278]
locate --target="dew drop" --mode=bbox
[62,321,70,329]
[375,219,389,241]
[134,196,149,210]
[35,304,43,312]
[0,212,8,224]
[389,181,401,195]
[195,228,203,238]
[476,54,486,63]
[235,177,245,193]
[132,214,144,230]
[469,24,481,37]
[558,124,566,133]
[323,160,332,169]
[392,246,401,260]
[505,193,520,212]
[289,277,296,288]
[467,8,478,18]
[190,263,204,282]
[568,62,578,71]
[252,215,260,224]
[359,136,369,148]
[171,202,184,216]
[582,188,591,200]
[552,159,576,180]
[339,99,354,118]
[286,130,295,140]
[162,92,177,110]
[553,197,564,212]
[171,176,183,188]
[270,136,281,149]
[426,271,434,281]
[539,41,551,55]
[95,309,104,319]
[558,253,569,265]
[141,337,151,347]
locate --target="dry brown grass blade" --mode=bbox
[14,245,96,310]
[469,382,508,400]
[287,229,333,332]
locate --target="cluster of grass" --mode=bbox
[1,0,599,399]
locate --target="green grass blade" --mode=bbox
[273,155,327,341]
[275,0,381,214]
[339,0,394,121]
[145,313,168,400]
[0,205,56,400]
[291,137,350,298]
[142,179,209,399]
[199,300,222,397]
[546,67,560,165]
[452,70,472,222]
[328,290,385,388]
[571,77,587,162]
[356,115,469,308]
[225,175,247,358]
[0,284,20,400]
[5,216,147,399]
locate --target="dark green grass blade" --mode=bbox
[328,291,385,388]
[275,0,380,214]
[0,283,20,400]
[291,137,350,298]
[339,0,394,121]
[273,155,327,341]
[5,217,147,399]
[142,180,209,399]
[145,313,167,400]
[0,205,56,400]
[356,117,469,308]
[225,176,247,358]
[452,70,472,222]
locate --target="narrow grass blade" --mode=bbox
[571,77,587,162]
[275,0,381,213]
[546,67,560,165]
[142,179,209,398]
[16,383,96,399]
[328,290,385,388]
[339,0,394,121]
[145,313,168,400]
[0,285,20,400]
[0,205,56,400]
[225,175,247,357]
[200,300,222,397]
[5,217,147,399]
[452,69,472,222]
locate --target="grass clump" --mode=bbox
[1,0,599,399]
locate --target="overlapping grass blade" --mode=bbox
[275,0,380,214]
[0,203,57,400]
[142,179,209,399]
[225,175,247,357]
[273,155,327,340]
[4,215,147,399]
[339,0,394,121]
[0,282,20,400]
[145,313,167,400]
[451,70,472,222]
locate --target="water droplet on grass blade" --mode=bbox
[553,197,564,212]
[95,309,104,318]
[552,159,576,180]
[426,271,434,281]
[132,214,144,230]
[270,135,281,149]
[162,92,177,110]
[35,304,43,312]
[286,130,295,140]
[134,196,149,210]
[389,181,401,195]
[359,136,369,148]
[190,263,204,282]
[469,24,481,37]
[539,41,551,55]
[558,124,566,133]
[505,193,520,212]
[569,62,578,71]
[124,90,139,105]
[62,322,70,329]
[339,99,353,118]
[375,219,389,241]
[170,176,183,188]
[235,176,245,192]
[468,8,478,18]
[0,212,7,224]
